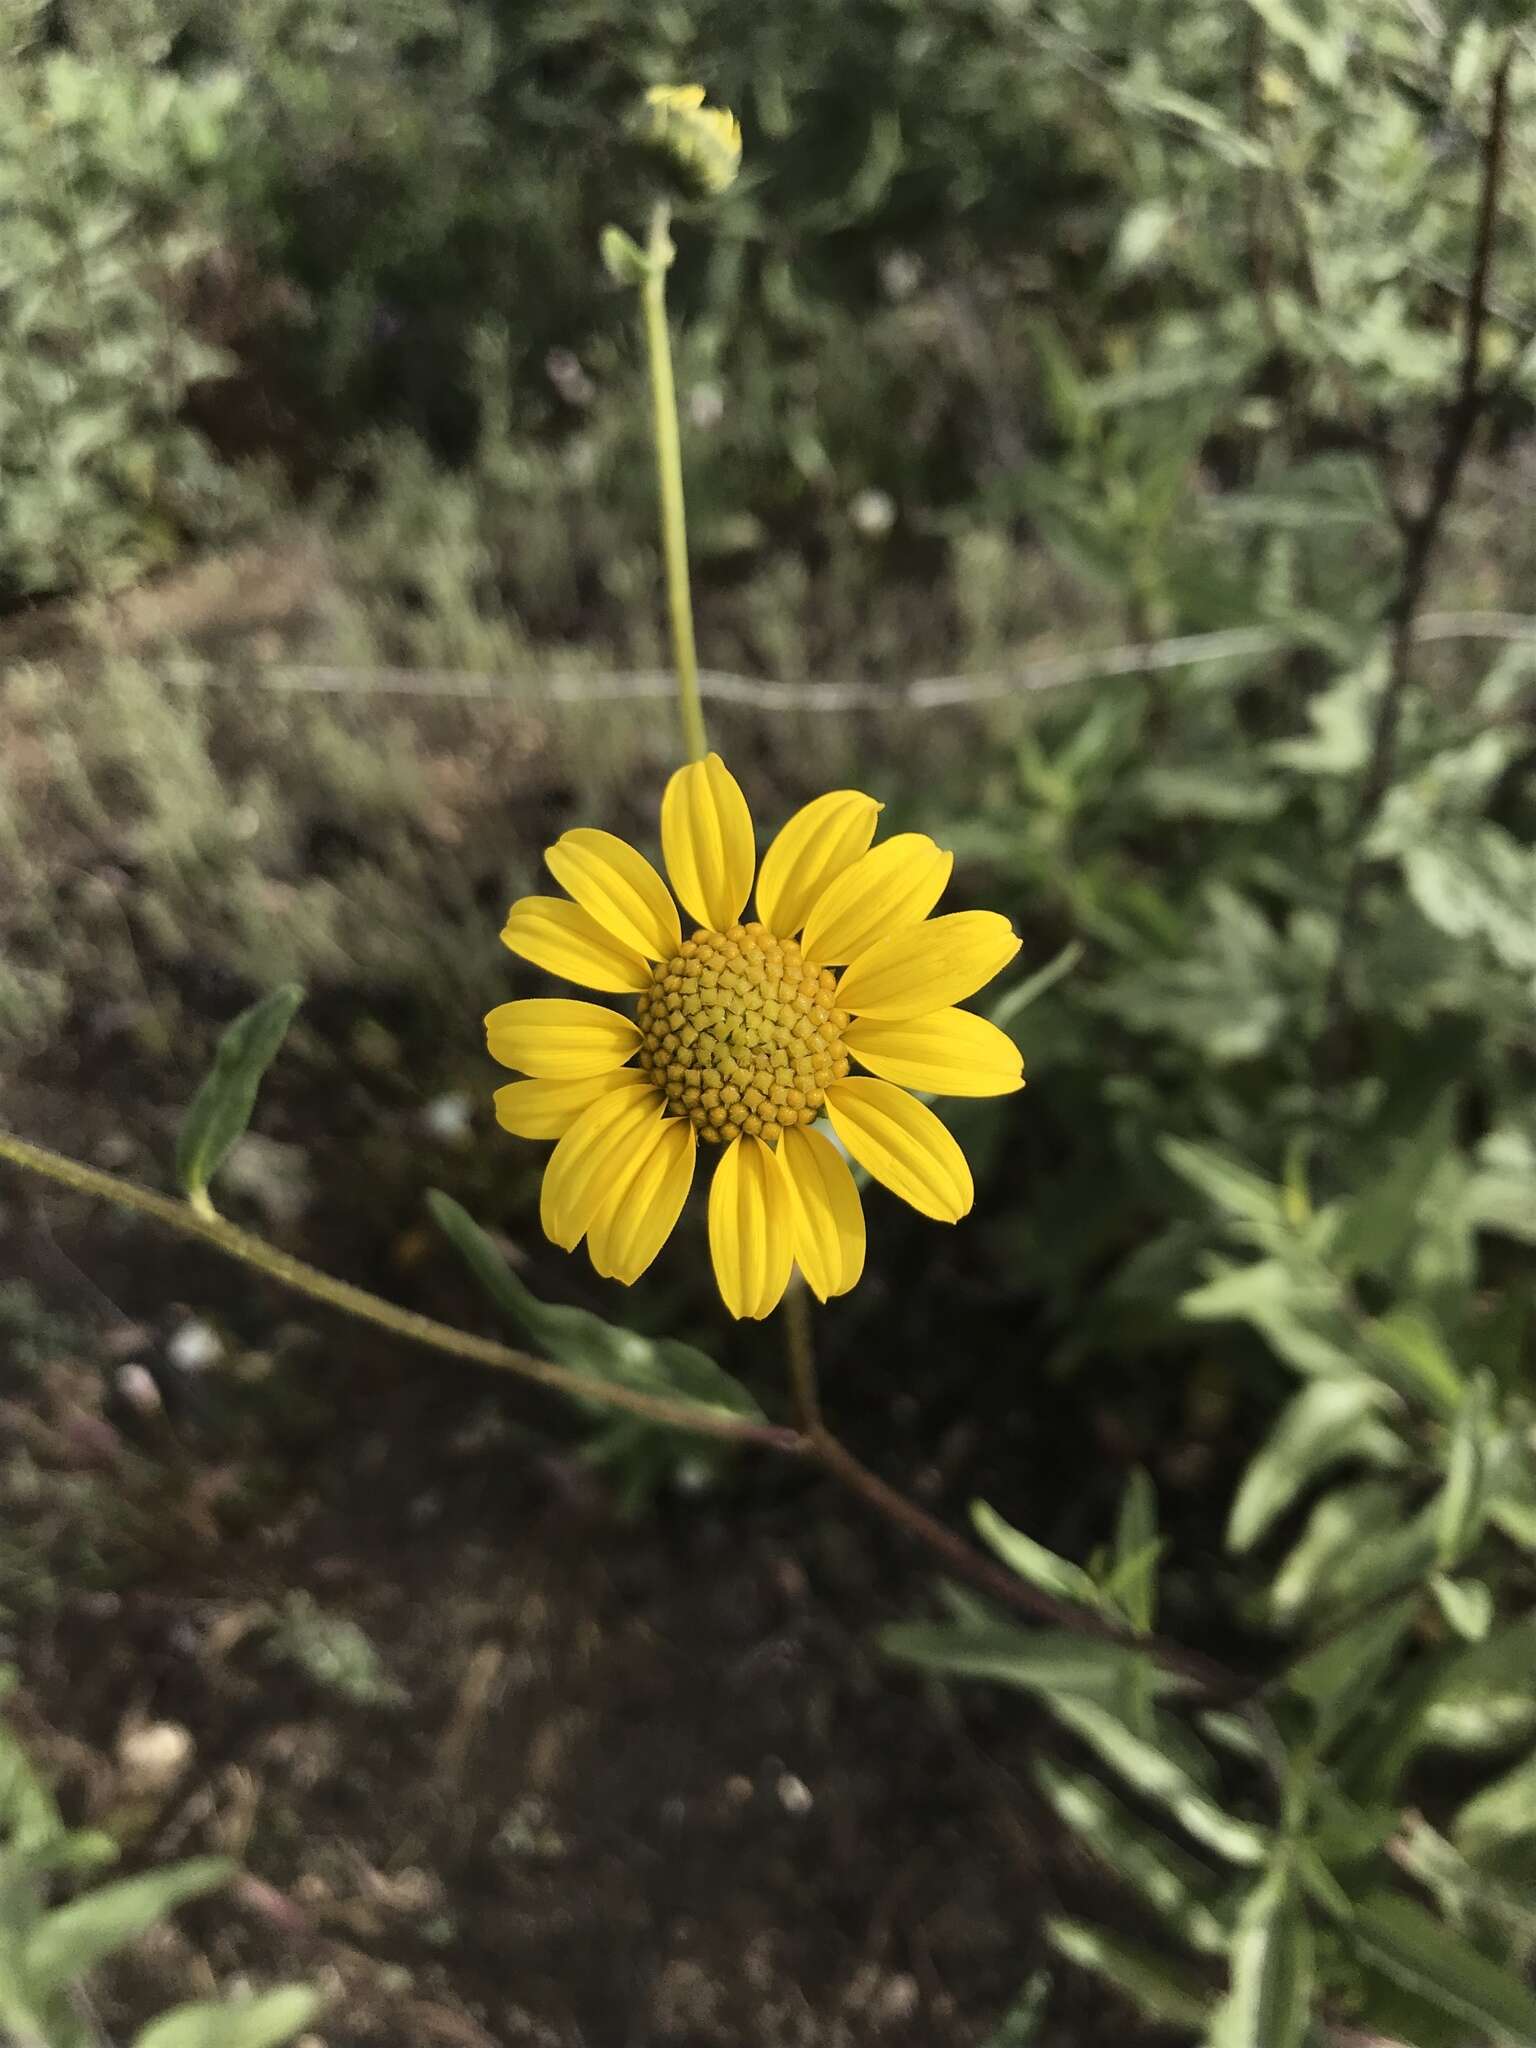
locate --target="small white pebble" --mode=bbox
[874,1974,920,2023]
[116,1362,161,1413]
[116,1720,193,1795]
[776,1773,813,1815]
[167,1319,223,1373]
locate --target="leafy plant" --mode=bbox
[0,1670,317,2048]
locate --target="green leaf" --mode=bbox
[1210,1864,1313,2048]
[1111,1468,1158,1634]
[1034,1759,1227,1953]
[1270,1481,1418,1623]
[1048,1694,1268,1865]
[133,1986,321,2048]
[25,1856,233,1993]
[1045,1918,1211,2029]
[1182,1258,1359,1380]
[979,1970,1052,2047]
[598,224,651,286]
[1346,1618,1536,1802]
[1430,1573,1493,1642]
[1365,1307,1466,1420]
[1436,1375,1493,1568]
[1332,1091,1459,1282]
[1350,1890,1536,2044]
[1393,1813,1536,1944]
[879,1618,1177,1705]
[175,986,302,1209]
[1286,1595,1418,1739]
[426,1192,761,1427]
[1162,1138,1285,1235]
[988,940,1084,1032]
[1228,1378,1398,1553]
[1401,823,1536,976]
[1455,1746,1536,1863]
[1239,0,1346,83]
[971,1502,1101,1610]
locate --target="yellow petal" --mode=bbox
[587,1115,696,1283]
[540,1085,664,1251]
[800,833,952,966]
[545,828,681,961]
[755,788,882,938]
[485,998,641,1078]
[777,1125,865,1302]
[708,1134,794,1320]
[825,1077,974,1223]
[844,1008,1025,1097]
[661,753,755,932]
[835,911,1020,1022]
[501,895,651,993]
[493,1070,644,1141]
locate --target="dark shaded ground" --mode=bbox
[4,1176,1183,2048]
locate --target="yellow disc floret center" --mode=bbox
[635,922,850,1145]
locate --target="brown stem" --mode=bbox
[1320,47,1515,1048]
[780,1284,1243,1700]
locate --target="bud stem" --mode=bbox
[640,202,708,764]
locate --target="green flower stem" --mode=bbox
[641,202,708,764]
[0,1128,803,1454]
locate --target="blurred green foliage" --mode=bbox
[0,1670,317,2047]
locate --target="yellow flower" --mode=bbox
[488,756,1024,1319]
[639,83,743,196]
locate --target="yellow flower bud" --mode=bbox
[639,82,742,197]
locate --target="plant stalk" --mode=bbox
[641,202,708,764]
[0,1128,801,1454]
[1321,46,1514,1047]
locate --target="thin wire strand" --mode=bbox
[59,610,1536,710]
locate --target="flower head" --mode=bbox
[488,756,1023,1319]
[638,83,742,197]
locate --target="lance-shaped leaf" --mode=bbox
[1209,1863,1313,2048]
[1035,1758,1228,1953]
[1436,1373,1494,1568]
[1048,1694,1268,1865]
[1349,1891,1536,2044]
[176,986,303,1212]
[1455,1744,1536,1864]
[25,1857,233,1994]
[881,1617,1178,1705]
[1228,1377,1400,1554]
[426,1191,761,1427]
[971,1501,1102,1609]
[133,1987,321,2048]
[1046,1919,1211,2029]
